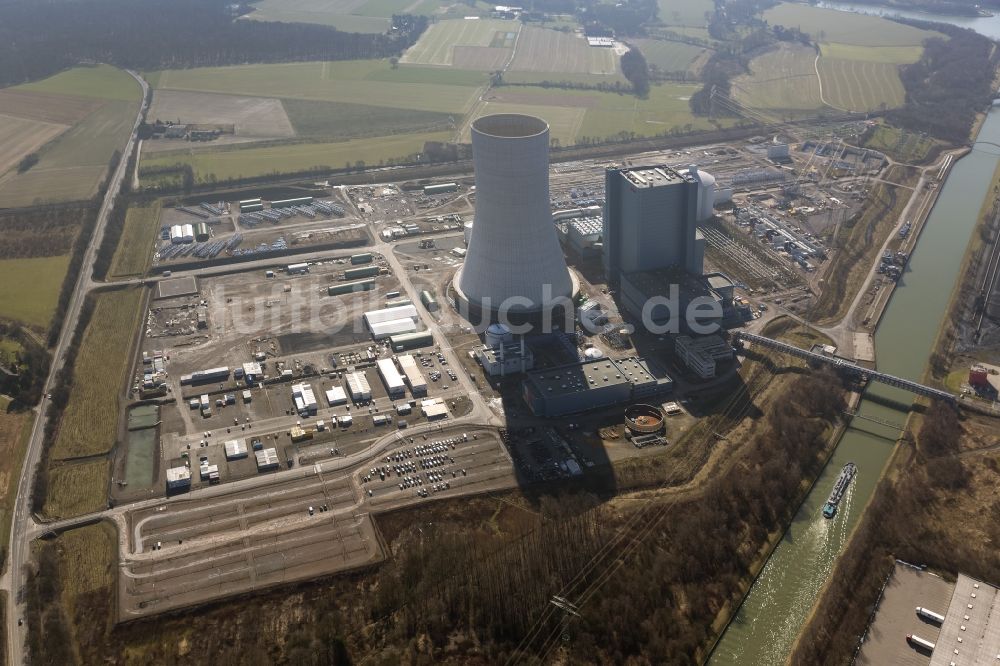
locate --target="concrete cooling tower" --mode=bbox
[455,114,574,326]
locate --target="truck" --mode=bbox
[916,606,946,624]
[906,634,935,651]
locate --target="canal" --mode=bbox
[817,1,1000,40]
[708,108,1000,664]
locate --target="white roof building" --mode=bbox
[369,317,418,339]
[396,354,427,396]
[166,466,191,489]
[377,358,406,396]
[325,386,347,405]
[421,397,449,420]
[224,439,248,460]
[364,304,417,327]
[345,371,372,401]
[255,447,280,470]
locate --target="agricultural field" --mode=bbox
[763,3,944,46]
[633,38,710,75]
[656,0,713,27]
[110,204,163,279]
[733,43,823,111]
[141,131,452,182]
[817,58,905,112]
[146,91,295,146]
[242,0,450,33]
[509,27,620,76]
[50,287,145,461]
[0,256,71,329]
[0,66,140,208]
[42,460,109,520]
[154,60,482,114]
[282,99,454,138]
[401,18,516,67]
[818,42,923,64]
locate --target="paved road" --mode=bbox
[1,70,149,666]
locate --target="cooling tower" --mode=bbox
[455,114,574,326]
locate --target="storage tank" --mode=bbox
[464,221,474,246]
[484,323,513,348]
[455,114,574,325]
[689,166,716,222]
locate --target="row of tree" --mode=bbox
[0,0,428,88]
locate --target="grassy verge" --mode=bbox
[42,460,110,520]
[861,122,939,164]
[109,203,162,279]
[50,287,145,461]
[0,398,33,571]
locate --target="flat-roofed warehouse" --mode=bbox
[522,357,673,417]
[396,354,428,396]
[376,358,406,397]
[345,371,372,401]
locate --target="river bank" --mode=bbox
[708,106,1000,666]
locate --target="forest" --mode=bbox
[0,0,427,88]
[888,23,997,143]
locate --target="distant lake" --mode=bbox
[816,1,1000,39]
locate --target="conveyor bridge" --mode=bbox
[735,332,956,402]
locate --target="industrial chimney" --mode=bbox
[455,114,574,328]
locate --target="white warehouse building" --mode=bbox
[376,358,406,397]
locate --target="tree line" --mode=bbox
[0,0,428,88]
[888,23,998,143]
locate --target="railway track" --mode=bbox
[975,204,1000,335]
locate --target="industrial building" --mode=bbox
[292,383,317,416]
[420,290,439,311]
[603,165,708,286]
[328,278,375,296]
[455,114,576,325]
[344,265,379,280]
[365,305,419,340]
[562,216,603,257]
[396,355,428,396]
[224,439,248,460]
[350,252,373,265]
[476,342,534,376]
[180,366,230,385]
[674,334,734,379]
[421,397,449,420]
[286,263,309,275]
[618,268,734,333]
[389,330,434,352]
[424,182,457,195]
[345,371,372,401]
[325,386,347,405]
[522,356,673,417]
[376,358,406,398]
[166,466,191,491]
[255,447,280,471]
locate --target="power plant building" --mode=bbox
[455,114,575,325]
[522,357,673,417]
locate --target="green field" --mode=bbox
[819,42,924,64]
[467,102,586,145]
[0,255,71,329]
[110,204,162,279]
[143,131,453,182]
[763,3,943,46]
[733,44,823,111]
[657,0,713,27]
[817,57,905,112]
[509,26,619,76]
[401,18,517,66]
[282,98,455,138]
[42,460,109,520]
[501,71,626,85]
[50,287,145,460]
[634,38,710,74]
[243,0,450,33]
[155,60,482,114]
[0,66,140,208]
[14,64,140,101]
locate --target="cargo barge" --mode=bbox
[822,462,857,519]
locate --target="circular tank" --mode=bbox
[583,347,604,360]
[696,169,716,221]
[485,323,513,348]
[624,404,665,435]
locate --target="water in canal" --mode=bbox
[708,108,1000,664]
